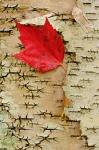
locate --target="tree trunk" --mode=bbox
[0,0,98,150]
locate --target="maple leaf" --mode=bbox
[13,18,65,73]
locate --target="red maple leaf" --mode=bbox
[13,18,65,73]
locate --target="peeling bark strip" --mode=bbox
[13,17,68,116]
[72,6,93,32]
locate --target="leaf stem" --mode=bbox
[60,63,66,72]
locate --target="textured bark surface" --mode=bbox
[0,0,99,150]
